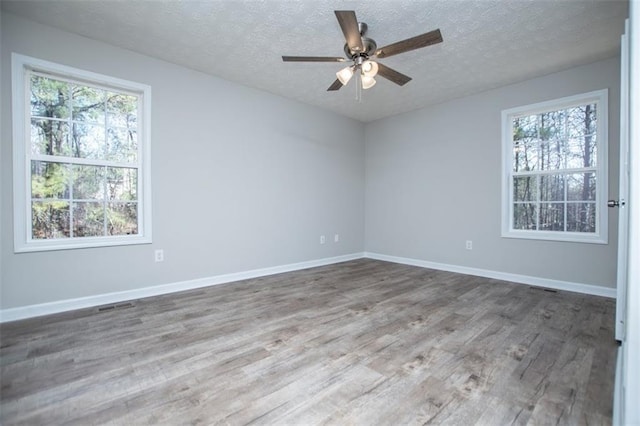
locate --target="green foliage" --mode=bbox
[31,162,69,199]
[107,203,138,235]
[32,201,69,239]
[29,74,140,240]
[31,75,70,119]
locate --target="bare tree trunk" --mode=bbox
[582,105,594,231]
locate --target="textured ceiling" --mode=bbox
[1,0,629,122]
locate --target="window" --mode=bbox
[12,54,152,252]
[501,90,608,243]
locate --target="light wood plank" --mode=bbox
[0,259,617,424]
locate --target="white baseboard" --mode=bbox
[1,251,615,323]
[364,252,616,299]
[0,253,365,323]
[363,252,617,299]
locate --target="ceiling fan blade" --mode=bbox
[335,10,364,53]
[376,63,412,86]
[282,56,346,62]
[375,29,443,59]
[327,79,343,91]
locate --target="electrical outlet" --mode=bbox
[334,234,339,243]
[155,249,164,262]
[465,240,473,250]
[320,235,326,244]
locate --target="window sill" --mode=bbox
[14,235,152,253]
[501,230,607,244]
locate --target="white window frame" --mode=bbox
[501,90,608,244]
[12,53,152,252]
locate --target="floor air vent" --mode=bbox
[97,302,135,312]
[529,286,558,293]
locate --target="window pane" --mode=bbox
[106,167,137,200]
[31,161,70,199]
[30,75,70,119]
[567,173,596,201]
[565,136,597,169]
[72,85,105,123]
[73,165,105,200]
[513,115,539,140]
[72,123,105,159]
[538,111,564,172]
[539,203,564,231]
[540,174,564,202]
[539,139,564,170]
[107,202,138,235]
[513,176,537,202]
[538,111,562,142]
[513,115,541,172]
[540,138,567,170]
[107,93,137,128]
[31,119,71,156]
[513,138,540,172]
[567,203,596,233]
[566,105,597,138]
[565,104,597,169]
[72,202,105,237]
[106,128,137,162]
[513,203,537,230]
[32,200,70,239]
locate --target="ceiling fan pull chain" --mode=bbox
[356,71,362,102]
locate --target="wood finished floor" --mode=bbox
[0,259,616,425]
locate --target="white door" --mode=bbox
[615,19,630,342]
[614,10,640,424]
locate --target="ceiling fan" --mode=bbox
[282,10,443,91]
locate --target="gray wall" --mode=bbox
[0,13,366,309]
[0,12,621,312]
[365,57,620,287]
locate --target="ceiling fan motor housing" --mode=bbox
[344,22,377,60]
[344,37,377,59]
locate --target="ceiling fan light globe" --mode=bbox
[361,76,376,89]
[362,60,379,77]
[336,66,354,85]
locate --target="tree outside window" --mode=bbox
[12,54,151,252]
[502,91,608,244]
